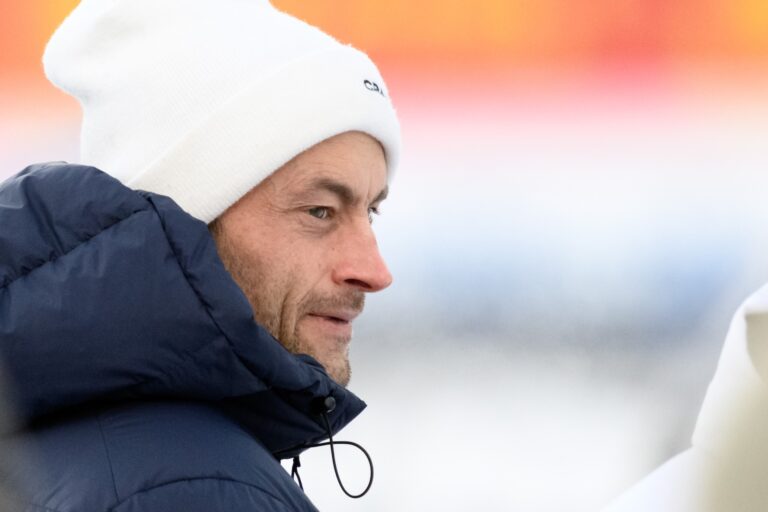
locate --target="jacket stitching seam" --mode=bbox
[106,476,290,511]
[0,206,149,290]
[97,413,121,503]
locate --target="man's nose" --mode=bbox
[332,222,393,292]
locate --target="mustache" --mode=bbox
[300,292,365,316]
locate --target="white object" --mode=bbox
[604,283,768,511]
[43,0,401,222]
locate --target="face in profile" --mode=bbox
[210,131,392,387]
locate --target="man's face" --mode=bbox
[210,131,392,387]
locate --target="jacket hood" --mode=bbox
[0,162,365,457]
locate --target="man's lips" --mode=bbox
[307,310,361,324]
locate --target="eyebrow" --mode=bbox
[308,177,388,205]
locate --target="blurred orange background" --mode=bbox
[3,0,768,110]
[3,0,768,178]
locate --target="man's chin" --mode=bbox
[284,338,351,387]
[329,358,351,388]
[293,323,352,386]
[311,350,351,387]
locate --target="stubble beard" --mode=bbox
[279,296,357,388]
[211,221,358,387]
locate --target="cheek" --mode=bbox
[280,238,331,291]
[229,219,336,318]
[283,258,327,313]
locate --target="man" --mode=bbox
[0,1,400,510]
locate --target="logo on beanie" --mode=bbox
[364,79,386,97]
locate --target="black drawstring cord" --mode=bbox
[315,412,374,498]
[291,456,304,490]
[290,401,374,499]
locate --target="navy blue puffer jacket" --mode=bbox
[0,163,366,511]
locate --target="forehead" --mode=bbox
[268,131,388,197]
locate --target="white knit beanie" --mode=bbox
[43,0,401,222]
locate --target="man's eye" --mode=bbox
[307,206,331,220]
[368,206,380,224]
